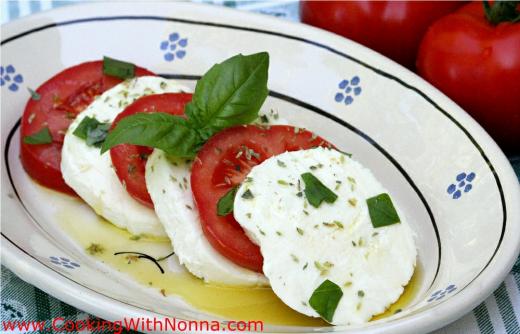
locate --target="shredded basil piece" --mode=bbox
[27,87,41,101]
[301,172,338,208]
[309,279,343,323]
[23,127,52,145]
[73,116,111,148]
[366,193,400,228]
[217,186,238,216]
[103,56,135,79]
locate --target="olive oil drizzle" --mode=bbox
[51,191,420,326]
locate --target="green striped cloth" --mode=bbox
[1,1,519,333]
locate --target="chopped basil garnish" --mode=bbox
[217,186,238,216]
[333,221,344,229]
[309,279,343,323]
[241,189,254,199]
[301,172,338,208]
[27,87,41,101]
[102,52,269,157]
[103,56,135,79]
[366,193,400,228]
[23,127,52,145]
[73,116,111,147]
[314,261,333,276]
[277,160,286,168]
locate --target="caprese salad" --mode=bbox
[20,53,416,325]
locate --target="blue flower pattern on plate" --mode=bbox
[0,65,23,92]
[447,172,476,199]
[334,76,361,105]
[49,256,80,269]
[160,33,188,62]
[427,284,457,302]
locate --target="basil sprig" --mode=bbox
[23,127,53,145]
[309,279,343,323]
[301,172,338,208]
[73,116,111,148]
[101,52,269,157]
[366,193,401,228]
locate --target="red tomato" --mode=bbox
[110,93,193,208]
[300,1,463,69]
[417,2,520,153]
[191,125,333,272]
[20,61,154,195]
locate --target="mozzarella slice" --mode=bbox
[61,77,189,237]
[144,112,285,285]
[145,150,268,286]
[233,147,416,325]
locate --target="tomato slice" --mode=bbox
[191,125,333,272]
[110,93,193,208]
[20,60,155,195]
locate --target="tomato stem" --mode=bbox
[483,1,520,25]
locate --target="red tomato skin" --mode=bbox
[300,1,463,69]
[110,93,193,208]
[417,2,520,153]
[191,125,333,272]
[20,61,154,195]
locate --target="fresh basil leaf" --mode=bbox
[185,52,269,140]
[103,56,135,80]
[301,172,338,208]
[366,193,401,228]
[308,279,343,323]
[23,127,52,145]
[100,112,203,158]
[73,116,111,148]
[217,186,238,216]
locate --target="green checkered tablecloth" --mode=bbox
[2,1,519,333]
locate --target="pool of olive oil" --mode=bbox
[56,203,419,326]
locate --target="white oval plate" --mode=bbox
[1,2,519,333]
